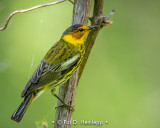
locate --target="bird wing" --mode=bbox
[21,60,48,97]
[21,40,81,97]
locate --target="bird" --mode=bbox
[11,24,99,122]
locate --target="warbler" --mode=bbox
[11,24,98,122]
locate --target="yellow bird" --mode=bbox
[11,24,99,122]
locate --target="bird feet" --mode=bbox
[51,89,74,111]
[55,103,74,111]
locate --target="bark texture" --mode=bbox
[54,0,104,128]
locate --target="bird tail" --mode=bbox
[11,93,35,122]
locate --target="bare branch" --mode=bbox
[68,0,74,4]
[78,0,104,79]
[104,9,115,21]
[79,3,115,81]
[0,0,67,31]
[54,0,92,127]
[68,0,94,24]
[102,9,115,26]
[54,0,115,128]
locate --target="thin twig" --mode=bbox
[103,9,115,25]
[68,0,74,4]
[0,0,67,31]
[105,9,115,21]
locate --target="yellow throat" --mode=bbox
[62,31,90,46]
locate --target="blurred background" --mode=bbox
[0,0,160,128]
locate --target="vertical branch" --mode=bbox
[54,0,111,128]
[54,0,92,128]
[78,0,104,79]
[72,0,92,24]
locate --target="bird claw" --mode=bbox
[55,104,74,111]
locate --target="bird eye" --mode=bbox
[78,28,84,32]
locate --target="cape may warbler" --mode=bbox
[11,24,98,122]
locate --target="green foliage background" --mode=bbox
[0,0,160,127]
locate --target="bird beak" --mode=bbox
[89,25,99,30]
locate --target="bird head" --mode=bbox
[62,24,99,46]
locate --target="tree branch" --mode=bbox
[0,0,114,127]
[68,0,74,4]
[0,0,67,31]
[54,0,115,128]
[78,0,104,79]
[54,0,92,127]
[78,2,115,79]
